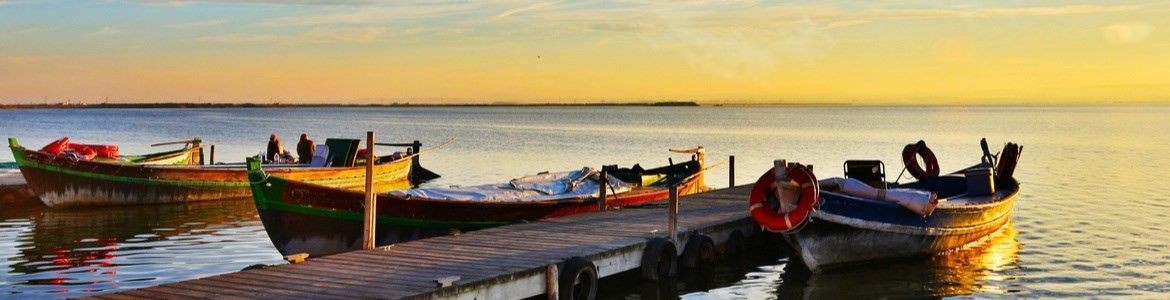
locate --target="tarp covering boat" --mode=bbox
[391,167,633,202]
[819,177,939,217]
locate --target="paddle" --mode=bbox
[151,138,201,147]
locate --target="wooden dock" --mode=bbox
[92,185,757,299]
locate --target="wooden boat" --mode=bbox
[8,137,439,208]
[248,148,711,258]
[751,139,1022,272]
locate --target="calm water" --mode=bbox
[1,105,1169,298]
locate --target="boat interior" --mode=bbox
[603,155,701,188]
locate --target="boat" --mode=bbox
[8,137,440,208]
[749,139,1022,272]
[248,147,711,258]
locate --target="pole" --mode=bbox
[209,145,215,165]
[668,186,679,244]
[363,131,376,250]
[728,155,735,187]
[598,170,608,211]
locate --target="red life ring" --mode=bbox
[902,140,940,180]
[748,163,820,233]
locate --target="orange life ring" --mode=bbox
[748,163,820,233]
[902,140,940,180]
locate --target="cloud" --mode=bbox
[262,2,484,26]
[136,0,385,6]
[195,27,402,45]
[1101,22,1152,44]
[196,33,278,43]
[170,19,230,28]
[493,2,557,20]
[93,27,122,36]
[298,27,387,43]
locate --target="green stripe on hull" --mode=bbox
[250,173,505,230]
[12,146,406,189]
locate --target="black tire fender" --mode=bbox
[558,256,597,300]
[640,237,678,281]
[681,233,716,269]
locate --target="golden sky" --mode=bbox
[0,1,1167,104]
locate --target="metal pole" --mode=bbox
[728,155,735,187]
[598,170,608,211]
[363,131,376,250]
[668,186,679,244]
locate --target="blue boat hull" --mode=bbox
[784,172,1019,272]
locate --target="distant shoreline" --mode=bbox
[0,101,1165,110]
[0,101,702,110]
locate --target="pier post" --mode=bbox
[598,170,608,211]
[363,131,376,250]
[728,155,735,187]
[668,186,679,244]
[209,145,215,165]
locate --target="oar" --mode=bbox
[151,138,201,147]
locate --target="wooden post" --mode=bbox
[728,155,735,187]
[545,264,559,300]
[668,186,679,244]
[598,170,608,211]
[199,146,206,165]
[209,145,215,165]
[411,140,421,173]
[363,131,376,250]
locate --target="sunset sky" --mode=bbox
[0,1,1167,104]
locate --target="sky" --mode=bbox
[0,0,1167,104]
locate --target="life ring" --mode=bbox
[995,142,1022,179]
[902,140,940,179]
[748,163,819,233]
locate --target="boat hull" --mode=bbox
[786,209,1011,272]
[784,176,1019,272]
[251,160,709,258]
[11,145,415,208]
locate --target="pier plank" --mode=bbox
[99,186,756,299]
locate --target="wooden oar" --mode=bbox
[151,138,200,147]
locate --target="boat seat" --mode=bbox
[325,138,360,167]
[843,160,887,189]
[310,145,330,167]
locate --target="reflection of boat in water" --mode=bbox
[750,139,1022,272]
[249,148,710,258]
[1,200,280,296]
[777,223,1021,298]
[1,166,37,206]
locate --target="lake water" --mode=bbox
[1,105,1169,298]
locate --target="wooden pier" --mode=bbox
[92,185,757,299]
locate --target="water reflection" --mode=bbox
[0,200,283,297]
[776,224,1021,299]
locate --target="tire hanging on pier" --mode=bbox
[749,163,819,233]
[558,256,597,300]
[640,237,677,281]
[902,140,940,179]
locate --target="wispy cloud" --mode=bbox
[170,19,229,28]
[1101,22,1153,44]
[93,27,122,36]
[195,26,406,45]
[196,33,278,44]
[493,2,557,20]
